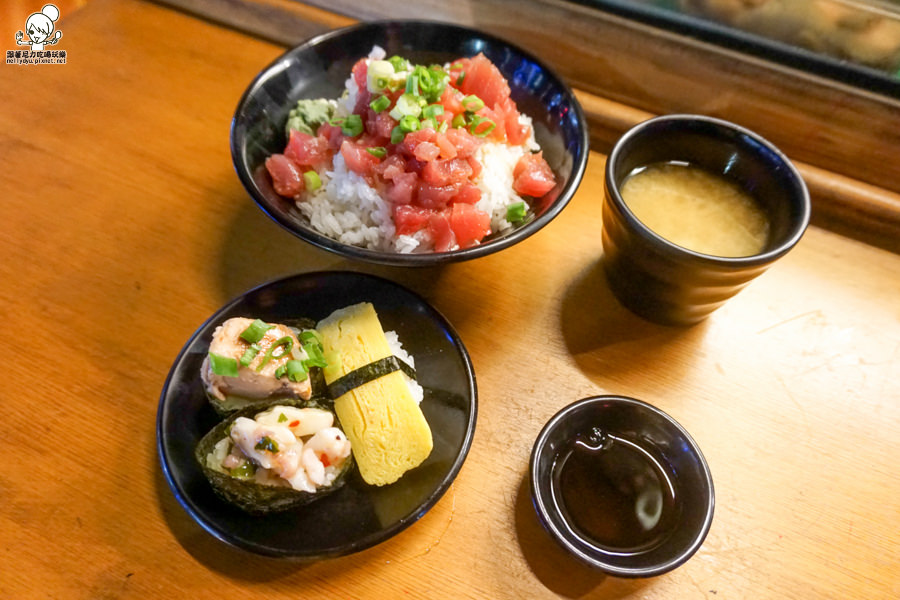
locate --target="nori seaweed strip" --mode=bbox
[327,355,417,399]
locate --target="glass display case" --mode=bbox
[569,0,900,96]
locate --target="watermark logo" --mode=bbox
[7,4,66,65]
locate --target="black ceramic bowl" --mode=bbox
[157,271,477,558]
[231,20,588,266]
[602,114,810,326]
[530,395,714,578]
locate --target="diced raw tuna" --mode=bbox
[284,130,330,169]
[427,211,457,252]
[386,171,417,205]
[422,158,474,187]
[265,154,305,197]
[449,203,491,248]
[394,204,433,235]
[340,140,381,176]
[417,182,462,210]
[454,53,511,109]
[513,151,556,198]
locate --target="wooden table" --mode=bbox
[2,1,898,597]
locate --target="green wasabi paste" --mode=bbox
[285,99,336,137]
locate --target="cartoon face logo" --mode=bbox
[16,4,63,52]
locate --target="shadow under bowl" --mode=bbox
[231,20,589,266]
[530,395,714,578]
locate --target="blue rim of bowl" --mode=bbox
[605,114,811,267]
[156,270,478,558]
[230,19,590,266]
[529,395,715,577]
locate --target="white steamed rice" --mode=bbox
[385,329,424,405]
[295,47,541,254]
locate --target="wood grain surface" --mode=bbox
[1,1,898,598]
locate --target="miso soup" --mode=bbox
[620,162,769,257]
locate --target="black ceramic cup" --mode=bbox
[530,395,714,578]
[602,115,810,326]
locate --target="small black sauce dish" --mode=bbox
[530,395,714,578]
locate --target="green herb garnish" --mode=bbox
[468,115,496,138]
[506,201,527,223]
[239,343,261,367]
[331,114,363,137]
[387,55,408,73]
[229,462,256,479]
[286,359,308,382]
[303,170,322,192]
[240,319,273,344]
[256,336,293,371]
[462,95,485,112]
[208,352,239,377]
[390,126,405,145]
[370,95,391,113]
[399,114,419,134]
[255,436,279,453]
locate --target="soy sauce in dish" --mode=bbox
[550,427,681,551]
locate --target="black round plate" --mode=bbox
[157,271,477,558]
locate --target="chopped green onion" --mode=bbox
[390,126,405,145]
[299,330,321,346]
[303,170,321,191]
[387,55,408,73]
[405,74,419,96]
[469,115,496,138]
[507,201,527,223]
[208,352,239,377]
[286,359,309,382]
[338,114,363,137]
[275,364,287,378]
[420,117,437,131]
[462,95,485,112]
[423,104,444,119]
[412,65,447,102]
[255,436,279,453]
[456,71,466,86]
[389,93,422,121]
[239,343,261,367]
[301,336,327,365]
[399,115,419,133]
[370,95,391,113]
[303,348,328,369]
[239,319,273,344]
[367,60,394,93]
[277,413,288,423]
[366,146,387,158]
[438,120,449,134]
[229,462,255,478]
[256,336,293,371]
[451,113,466,129]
